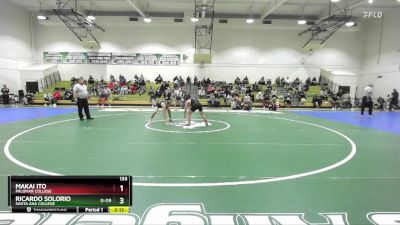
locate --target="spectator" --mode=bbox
[70,77,77,83]
[186,76,191,84]
[275,99,280,111]
[194,76,198,86]
[107,81,116,91]
[179,76,184,86]
[44,92,56,107]
[275,77,281,87]
[270,96,278,111]
[239,85,246,95]
[159,82,167,93]
[64,89,73,101]
[234,77,241,85]
[174,87,183,107]
[311,77,318,86]
[173,78,180,87]
[53,90,62,101]
[298,90,307,100]
[88,75,95,85]
[231,94,242,110]
[242,95,252,111]
[320,89,328,100]
[22,93,34,105]
[252,82,259,92]
[90,83,99,97]
[386,94,392,109]
[303,82,310,92]
[245,86,254,102]
[389,89,399,111]
[295,77,301,84]
[130,84,137,94]
[224,87,232,104]
[206,77,211,85]
[207,84,214,94]
[376,97,385,111]
[207,94,220,107]
[286,77,291,85]
[340,93,352,110]
[98,85,111,109]
[271,89,278,99]
[243,76,249,85]
[198,87,206,99]
[138,85,146,95]
[148,86,155,96]
[265,83,272,94]
[281,77,286,86]
[330,94,340,110]
[119,75,126,85]
[312,95,322,108]
[216,88,225,99]
[256,92,263,102]
[284,93,292,109]
[259,76,266,85]
[119,84,128,96]
[110,74,115,82]
[155,74,163,84]
[1,84,10,104]
[306,77,311,86]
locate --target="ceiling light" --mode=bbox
[143,17,152,23]
[331,0,340,2]
[246,18,254,24]
[368,0,373,3]
[297,20,306,25]
[246,4,255,24]
[37,15,47,20]
[37,2,47,20]
[345,21,355,26]
[191,17,198,22]
[86,15,96,21]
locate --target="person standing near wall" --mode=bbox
[73,77,93,120]
[361,84,373,116]
[1,85,10,104]
[389,89,399,111]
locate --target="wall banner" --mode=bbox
[43,52,181,66]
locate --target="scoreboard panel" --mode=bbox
[8,176,132,213]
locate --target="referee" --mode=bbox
[73,77,93,120]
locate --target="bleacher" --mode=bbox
[32,80,332,108]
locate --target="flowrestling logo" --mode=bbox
[363,11,383,18]
[0,204,398,225]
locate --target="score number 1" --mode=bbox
[119,176,128,193]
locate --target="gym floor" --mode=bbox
[0,106,399,224]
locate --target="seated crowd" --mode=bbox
[64,74,320,111]
[19,73,398,111]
